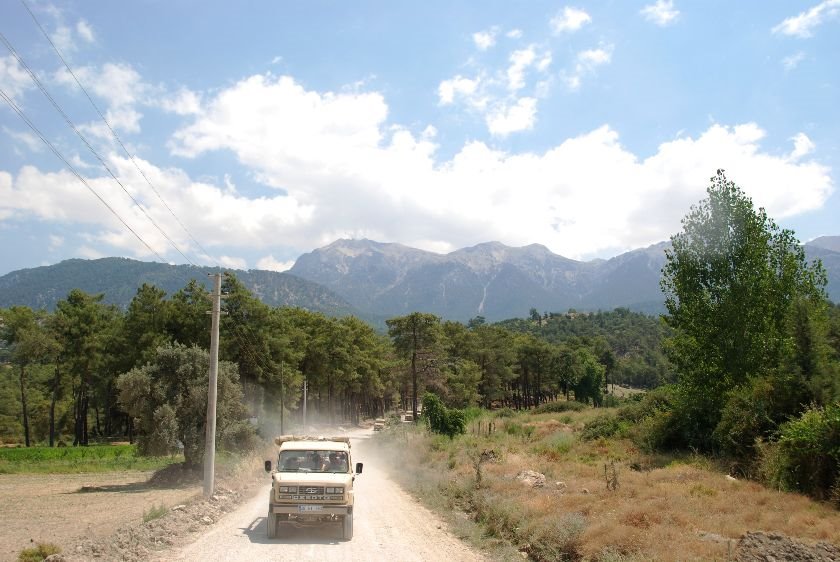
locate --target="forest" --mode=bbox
[0,273,663,455]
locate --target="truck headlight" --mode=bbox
[325,487,344,494]
[279,486,297,493]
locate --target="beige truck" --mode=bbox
[264,435,363,540]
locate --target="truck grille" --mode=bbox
[300,486,324,495]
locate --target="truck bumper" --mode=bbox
[271,504,352,516]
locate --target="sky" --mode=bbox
[0,1,838,276]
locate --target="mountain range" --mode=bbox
[1,236,838,323]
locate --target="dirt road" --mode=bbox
[161,432,485,562]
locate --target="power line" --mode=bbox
[19,0,220,268]
[0,86,167,262]
[4,9,285,386]
[0,30,198,267]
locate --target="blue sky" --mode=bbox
[0,1,838,275]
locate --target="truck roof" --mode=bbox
[274,435,351,451]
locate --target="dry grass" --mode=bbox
[374,407,840,561]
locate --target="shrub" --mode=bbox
[17,543,60,562]
[220,421,259,454]
[581,414,626,441]
[533,433,574,460]
[504,421,535,440]
[759,403,840,501]
[142,504,168,522]
[462,406,485,423]
[494,407,516,418]
[533,400,586,414]
[422,393,466,439]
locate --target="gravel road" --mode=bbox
[161,432,485,562]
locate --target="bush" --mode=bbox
[533,400,586,414]
[17,543,60,562]
[494,407,516,418]
[712,377,776,458]
[422,393,466,439]
[759,403,840,501]
[220,421,260,454]
[581,414,626,441]
[533,433,574,460]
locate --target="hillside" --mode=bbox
[0,258,361,318]
[2,238,837,323]
[290,238,839,321]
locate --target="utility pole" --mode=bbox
[204,272,222,497]
[279,361,284,435]
[302,379,307,431]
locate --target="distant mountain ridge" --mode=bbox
[0,258,361,318]
[289,238,840,321]
[1,237,837,323]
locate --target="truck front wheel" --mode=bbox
[342,512,353,540]
[267,510,277,539]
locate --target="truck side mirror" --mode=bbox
[355,462,363,474]
[264,460,272,472]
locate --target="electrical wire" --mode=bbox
[19,0,220,268]
[0,30,198,267]
[0,86,167,262]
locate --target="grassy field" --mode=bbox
[374,405,840,562]
[0,444,182,474]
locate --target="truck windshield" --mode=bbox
[278,449,349,473]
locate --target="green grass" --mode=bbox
[142,503,169,522]
[17,542,60,562]
[0,444,182,474]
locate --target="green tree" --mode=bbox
[166,279,210,349]
[0,307,58,446]
[387,313,442,422]
[116,343,250,467]
[122,284,170,369]
[53,290,119,446]
[661,170,827,448]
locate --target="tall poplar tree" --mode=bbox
[661,170,827,447]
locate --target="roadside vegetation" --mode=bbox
[0,443,180,474]
[375,402,840,561]
[17,543,61,562]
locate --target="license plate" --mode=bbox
[299,505,323,512]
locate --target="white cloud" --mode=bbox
[506,29,523,39]
[219,255,247,269]
[4,75,830,265]
[550,7,592,33]
[438,75,480,105]
[3,127,42,152]
[257,255,295,272]
[789,132,815,161]
[782,51,807,70]
[578,47,612,66]
[0,55,33,102]
[162,77,831,258]
[49,235,64,250]
[55,62,151,136]
[564,44,614,90]
[76,20,95,43]
[486,97,537,136]
[473,28,498,50]
[50,25,76,53]
[640,0,680,27]
[507,47,536,91]
[158,87,202,115]
[773,0,840,37]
